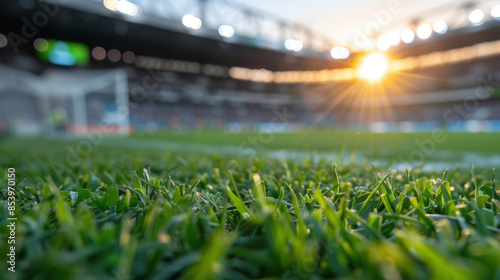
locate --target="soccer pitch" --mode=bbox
[1,132,500,279]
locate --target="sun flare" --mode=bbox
[358,53,388,81]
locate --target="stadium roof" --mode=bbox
[245,0,494,47]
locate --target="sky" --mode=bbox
[243,0,494,47]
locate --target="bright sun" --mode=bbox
[358,53,388,81]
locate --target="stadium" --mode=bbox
[1,0,500,279]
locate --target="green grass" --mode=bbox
[131,131,500,158]
[1,137,500,280]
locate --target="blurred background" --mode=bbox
[0,0,500,137]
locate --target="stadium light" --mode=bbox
[331,46,350,59]
[389,32,400,46]
[107,49,121,62]
[0,34,7,48]
[33,38,49,52]
[92,47,106,60]
[218,25,235,38]
[416,24,432,40]
[358,53,388,81]
[182,14,202,30]
[400,29,415,44]
[284,39,303,52]
[377,32,400,51]
[103,0,118,11]
[122,51,136,64]
[492,5,500,18]
[104,0,141,16]
[469,9,484,24]
[117,0,141,16]
[376,36,390,51]
[433,20,448,34]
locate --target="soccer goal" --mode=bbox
[0,66,130,136]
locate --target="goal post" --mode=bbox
[42,68,131,136]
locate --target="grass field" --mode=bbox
[130,131,500,155]
[1,133,500,279]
